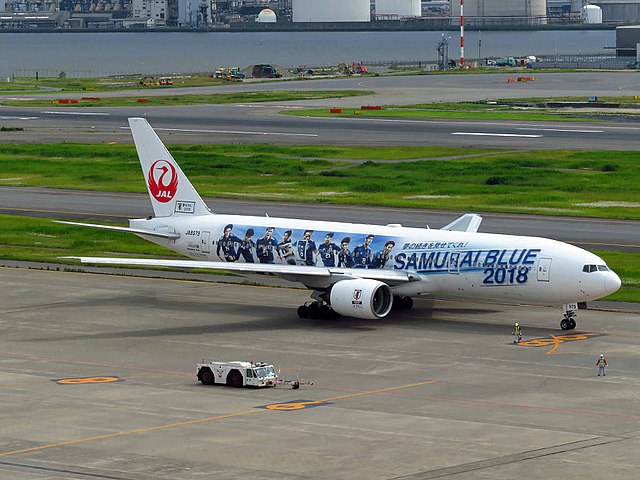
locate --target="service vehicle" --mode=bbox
[197,360,278,387]
[251,64,281,78]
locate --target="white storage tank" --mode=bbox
[256,8,277,22]
[583,4,602,23]
[376,0,421,17]
[292,0,371,22]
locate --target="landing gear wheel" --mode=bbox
[228,371,243,388]
[401,296,413,310]
[569,319,576,330]
[200,369,214,385]
[560,318,571,330]
[393,296,414,310]
[299,302,340,320]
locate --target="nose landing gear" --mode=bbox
[560,310,577,331]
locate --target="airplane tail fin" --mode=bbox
[129,117,212,218]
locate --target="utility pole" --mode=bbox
[460,0,465,68]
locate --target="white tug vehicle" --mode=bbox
[197,360,278,387]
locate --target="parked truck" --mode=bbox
[197,360,278,387]
[251,64,282,78]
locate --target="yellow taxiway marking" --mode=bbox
[56,376,120,385]
[0,380,436,458]
[518,333,603,355]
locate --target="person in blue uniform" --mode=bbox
[369,240,395,269]
[237,228,255,263]
[216,224,242,262]
[256,227,279,264]
[337,237,354,268]
[279,229,296,265]
[294,229,317,266]
[353,234,374,268]
[318,232,340,267]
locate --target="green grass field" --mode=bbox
[284,103,604,122]
[0,90,372,107]
[0,143,639,219]
[0,75,231,93]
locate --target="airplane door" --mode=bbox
[201,231,210,254]
[537,257,552,282]
[448,252,460,274]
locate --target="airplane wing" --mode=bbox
[55,221,181,240]
[440,214,482,233]
[61,257,419,286]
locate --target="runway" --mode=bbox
[1,186,639,253]
[1,72,640,149]
[1,267,639,480]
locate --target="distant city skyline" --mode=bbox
[0,0,639,30]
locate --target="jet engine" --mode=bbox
[329,279,393,319]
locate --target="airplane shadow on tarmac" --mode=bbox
[25,293,543,342]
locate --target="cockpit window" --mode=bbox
[583,264,609,273]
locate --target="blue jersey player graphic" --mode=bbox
[369,240,395,269]
[256,227,280,264]
[353,234,374,268]
[318,232,340,267]
[294,230,317,266]
[279,229,296,265]
[216,223,242,262]
[237,228,256,263]
[337,236,354,268]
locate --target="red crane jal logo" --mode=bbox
[148,160,178,203]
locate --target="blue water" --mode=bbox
[1,30,615,77]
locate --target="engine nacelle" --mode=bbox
[329,279,393,319]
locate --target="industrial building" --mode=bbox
[616,24,640,56]
[375,0,421,18]
[292,0,370,22]
[591,0,640,22]
[450,0,547,26]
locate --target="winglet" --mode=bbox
[441,214,483,233]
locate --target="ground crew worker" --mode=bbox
[512,322,522,344]
[596,353,608,376]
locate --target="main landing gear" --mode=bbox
[297,302,341,320]
[392,295,414,310]
[560,310,577,331]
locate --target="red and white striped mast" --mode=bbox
[460,0,465,68]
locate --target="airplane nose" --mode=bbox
[605,272,622,294]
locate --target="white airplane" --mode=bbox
[58,118,621,330]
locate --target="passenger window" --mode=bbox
[598,265,609,272]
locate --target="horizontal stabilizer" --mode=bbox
[441,214,482,233]
[55,221,181,240]
[60,257,416,284]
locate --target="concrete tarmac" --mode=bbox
[2,267,639,479]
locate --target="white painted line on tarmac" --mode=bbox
[42,111,110,116]
[134,127,318,137]
[517,128,604,133]
[0,116,38,120]
[451,132,543,138]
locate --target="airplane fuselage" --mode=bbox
[131,214,619,306]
